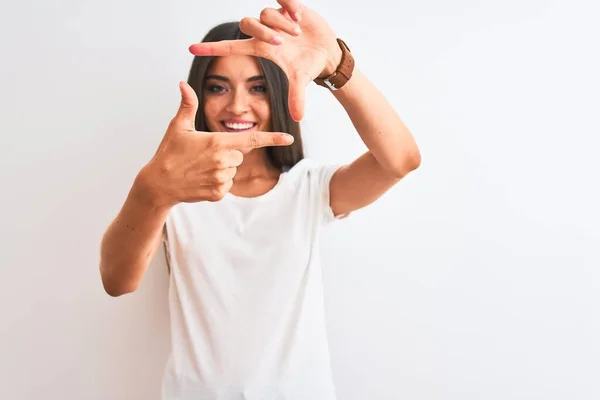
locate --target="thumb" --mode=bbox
[288,73,310,122]
[174,81,199,130]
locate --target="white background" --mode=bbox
[1,0,598,399]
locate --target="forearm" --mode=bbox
[332,67,421,176]
[99,170,172,296]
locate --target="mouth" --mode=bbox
[220,121,258,132]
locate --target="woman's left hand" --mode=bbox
[188,0,342,121]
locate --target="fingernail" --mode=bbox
[284,134,294,143]
[293,12,301,22]
[272,35,284,45]
[293,26,302,35]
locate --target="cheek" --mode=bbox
[257,101,271,126]
[260,100,271,118]
[203,107,222,131]
[203,99,221,120]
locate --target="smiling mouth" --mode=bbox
[220,121,258,132]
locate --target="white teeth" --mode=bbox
[224,122,254,130]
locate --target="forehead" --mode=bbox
[207,55,263,79]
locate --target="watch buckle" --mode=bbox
[324,72,338,91]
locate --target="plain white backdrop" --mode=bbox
[1,0,598,399]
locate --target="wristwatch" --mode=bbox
[314,38,355,91]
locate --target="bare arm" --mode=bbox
[185,5,420,217]
[99,168,172,297]
[329,67,421,217]
[98,81,295,297]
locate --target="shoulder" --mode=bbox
[284,158,347,223]
[283,158,343,200]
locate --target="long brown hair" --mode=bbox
[187,22,305,170]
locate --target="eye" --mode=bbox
[205,84,226,93]
[251,85,267,93]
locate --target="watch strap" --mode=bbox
[314,38,354,90]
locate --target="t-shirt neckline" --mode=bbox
[224,169,288,203]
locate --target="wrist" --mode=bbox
[133,166,173,211]
[318,46,343,79]
[314,38,354,90]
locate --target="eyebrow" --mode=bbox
[204,74,265,83]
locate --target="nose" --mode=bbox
[225,88,251,115]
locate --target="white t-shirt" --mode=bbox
[161,158,346,400]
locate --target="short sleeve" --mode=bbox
[306,161,350,225]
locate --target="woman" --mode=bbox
[99,1,420,398]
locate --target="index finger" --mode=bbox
[214,131,294,149]
[277,0,303,22]
[189,38,259,57]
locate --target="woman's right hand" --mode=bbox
[137,81,294,208]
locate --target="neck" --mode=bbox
[234,148,280,181]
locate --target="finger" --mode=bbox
[277,7,293,21]
[239,17,285,46]
[277,0,303,22]
[222,167,238,182]
[189,38,260,57]
[204,167,238,184]
[174,81,199,130]
[287,72,311,122]
[200,179,234,202]
[226,149,244,167]
[258,8,302,37]
[209,149,244,168]
[212,131,294,149]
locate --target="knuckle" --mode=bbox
[239,17,252,30]
[249,132,260,148]
[211,153,226,168]
[208,134,222,149]
[210,184,227,200]
[212,169,227,183]
[224,41,233,56]
[157,159,174,176]
[259,8,271,21]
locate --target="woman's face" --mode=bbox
[203,55,272,154]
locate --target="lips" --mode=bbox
[220,120,258,132]
[222,119,256,124]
